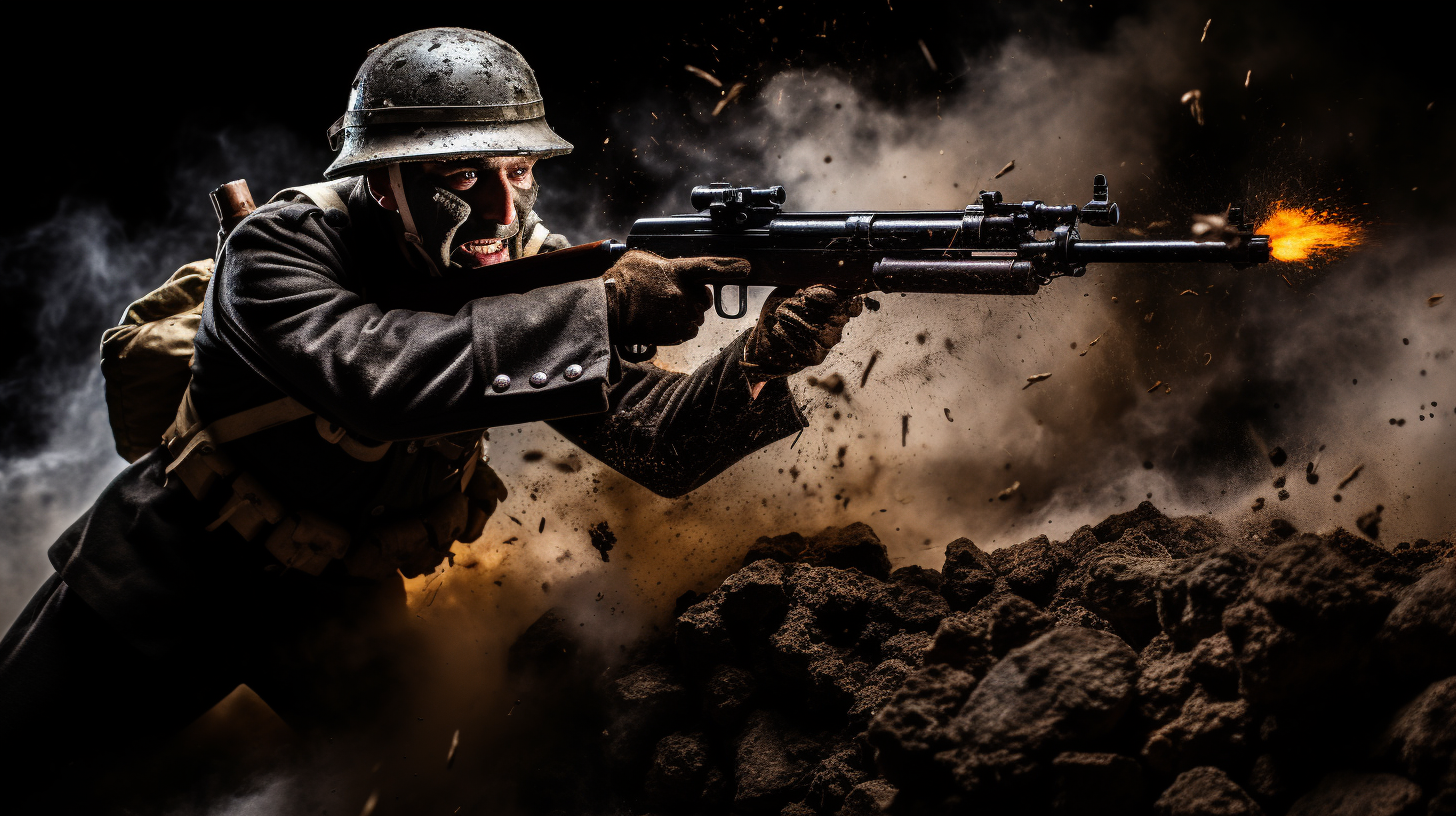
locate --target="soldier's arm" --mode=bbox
[547,330,805,498]
[209,201,617,440]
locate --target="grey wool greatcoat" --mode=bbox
[46,176,806,655]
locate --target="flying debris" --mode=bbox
[1078,332,1103,356]
[1180,89,1205,125]
[1023,372,1052,389]
[994,159,1016,179]
[917,39,938,71]
[1428,293,1445,307]
[1338,464,1365,490]
[713,82,747,116]
[684,64,722,87]
[1201,19,1212,42]
[588,522,617,562]
[1356,505,1384,539]
[996,481,1020,500]
[447,728,460,767]
[860,351,880,388]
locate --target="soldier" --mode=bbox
[0,28,861,798]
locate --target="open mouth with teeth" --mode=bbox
[456,237,510,267]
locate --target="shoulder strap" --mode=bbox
[268,181,349,214]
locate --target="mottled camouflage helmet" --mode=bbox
[324,28,573,180]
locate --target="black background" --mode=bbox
[0,0,1448,451]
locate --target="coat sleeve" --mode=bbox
[208,201,617,440]
[548,330,806,498]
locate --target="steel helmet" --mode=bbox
[324,28,573,180]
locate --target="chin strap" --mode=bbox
[387,163,441,277]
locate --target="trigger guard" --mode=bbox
[715,284,748,319]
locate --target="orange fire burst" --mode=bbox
[1257,205,1364,262]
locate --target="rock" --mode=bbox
[745,531,808,567]
[644,732,712,809]
[923,592,1052,675]
[734,710,828,814]
[1157,545,1261,649]
[1050,752,1144,815]
[1286,771,1422,816]
[837,779,897,815]
[866,663,977,788]
[508,608,581,675]
[780,804,817,816]
[1093,502,1227,558]
[1059,526,1104,562]
[1135,634,1197,726]
[848,659,914,726]
[743,524,894,581]
[1378,677,1456,784]
[891,565,944,591]
[770,566,893,707]
[989,535,1071,605]
[1083,551,1178,647]
[807,743,869,814]
[879,631,932,666]
[605,664,690,769]
[1188,633,1240,699]
[1245,753,1294,805]
[1378,564,1456,684]
[1051,599,1116,632]
[939,627,1139,795]
[1221,535,1395,704]
[941,538,999,611]
[885,581,951,632]
[1142,686,1255,775]
[804,523,893,580]
[1389,539,1456,576]
[1154,766,1265,815]
[1093,501,1174,546]
[678,558,792,667]
[704,664,757,729]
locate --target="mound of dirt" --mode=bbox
[507,503,1456,816]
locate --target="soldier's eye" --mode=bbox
[446,171,478,191]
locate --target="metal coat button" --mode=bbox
[530,371,549,388]
[492,374,511,392]
[564,364,583,381]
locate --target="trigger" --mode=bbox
[715,284,748,319]
[617,343,657,363]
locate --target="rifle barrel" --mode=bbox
[1069,237,1270,264]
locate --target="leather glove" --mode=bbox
[602,250,749,346]
[742,285,864,380]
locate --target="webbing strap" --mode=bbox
[165,392,314,476]
[523,223,549,257]
[267,182,347,214]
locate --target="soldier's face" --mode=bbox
[420,158,538,267]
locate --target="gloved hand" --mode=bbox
[742,285,864,380]
[602,250,749,346]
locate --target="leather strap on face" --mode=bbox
[388,163,441,277]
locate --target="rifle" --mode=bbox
[388,175,1271,361]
